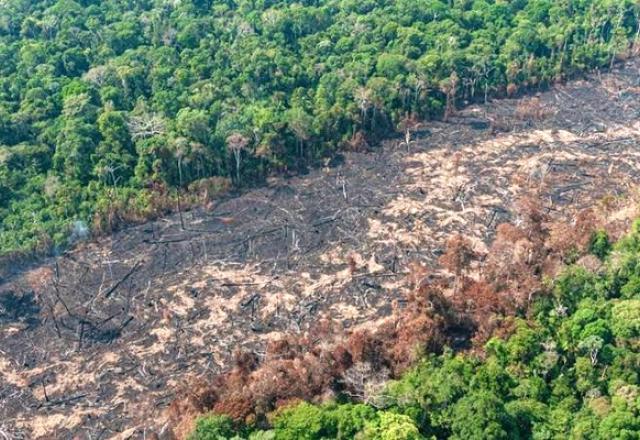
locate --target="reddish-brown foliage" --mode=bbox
[515,196,548,242]
[548,208,600,259]
[440,235,476,277]
[451,279,512,345]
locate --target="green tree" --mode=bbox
[271,402,328,440]
[189,414,241,440]
[449,391,518,440]
[94,109,136,186]
[359,412,424,440]
[53,119,98,184]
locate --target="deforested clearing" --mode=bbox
[3,59,640,438]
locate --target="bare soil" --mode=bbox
[2,60,640,439]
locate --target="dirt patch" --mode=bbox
[2,59,640,438]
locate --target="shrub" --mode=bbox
[589,230,611,260]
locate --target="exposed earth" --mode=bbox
[2,60,640,439]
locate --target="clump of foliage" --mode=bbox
[589,229,612,260]
[1,0,639,257]
[189,415,241,440]
[191,219,640,439]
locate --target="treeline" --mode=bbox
[1,0,639,254]
[189,217,640,439]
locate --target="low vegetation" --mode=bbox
[1,0,639,256]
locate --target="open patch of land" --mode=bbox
[3,60,640,439]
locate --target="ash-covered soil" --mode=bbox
[3,60,640,439]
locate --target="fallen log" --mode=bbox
[104,262,142,299]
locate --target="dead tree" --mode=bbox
[397,113,420,152]
[440,71,459,122]
[127,113,167,140]
[341,361,390,408]
[439,234,477,294]
[226,133,250,184]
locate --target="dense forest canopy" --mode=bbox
[190,221,640,439]
[0,0,639,255]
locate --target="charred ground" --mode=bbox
[2,61,640,439]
